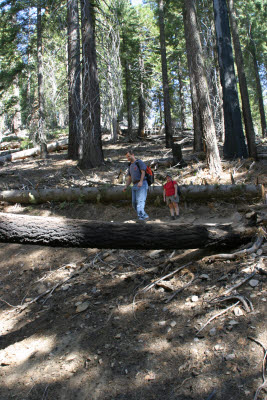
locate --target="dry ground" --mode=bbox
[0,134,266,400]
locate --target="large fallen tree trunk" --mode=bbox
[0,184,263,205]
[0,138,68,164]
[0,212,255,250]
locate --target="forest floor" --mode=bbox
[0,133,267,400]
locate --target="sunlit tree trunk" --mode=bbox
[213,0,248,159]
[183,0,222,174]
[79,0,104,168]
[158,0,173,148]
[228,0,257,159]
[67,0,81,160]
[177,57,186,132]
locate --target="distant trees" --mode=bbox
[0,0,266,169]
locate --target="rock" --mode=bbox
[228,320,239,326]
[200,274,210,280]
[76,301,90,313]
[191,295,199,302]
[209,328,216,336]
[234,306,244,316]
[249,279,259,287]
[256,249,263,256]
[158,321,167,326]
[170,321,177,327]
[225,353,235,361]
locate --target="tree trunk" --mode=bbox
[37,4,48,158]
[0,184,262,205]
[227,0,257,159]
[67,0,81,160]
[249,26,266,138]
[213,0,248,159]
[79,0,104,168]
[138,53,146,138]
[158,0,173,148]
[183,0,222,174]
[184,30,203,152]
[124,59,133,141]
[0,212,255,250]
[177,57,186,132]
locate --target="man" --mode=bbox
[123,149,149,221]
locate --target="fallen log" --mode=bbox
[0,138,68,163]
[0,212,255,250]
[0,184,263,205]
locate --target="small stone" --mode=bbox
[115,333,121,339]
[76,301,90,313]
[170,321,177,327]
[225,353,235,361]
[262,298,266,302]
[214,344,224,351]
[158,321,167,326]
[191,295,199,302]
[249,279,259,287]
[228,320,239,326]
[234,306,244,316]
[200,274,209,280]
[256,249,263,256]
[209,328,216,336]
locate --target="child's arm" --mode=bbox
[163,188,166,202]
[174,183,178,197]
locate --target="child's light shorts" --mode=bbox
[166,195,179,205]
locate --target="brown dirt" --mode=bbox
[0,135,266,400]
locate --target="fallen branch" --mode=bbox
[211,294,253,313]
[196,301,240,335]
[165,275,199,303]
[140,262,193,293]
[248,336,267,400]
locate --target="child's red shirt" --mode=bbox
[164,180,177,196]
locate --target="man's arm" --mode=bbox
[123,175,132,191]
[137,170,146,187]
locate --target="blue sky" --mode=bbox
[131,0,143,6]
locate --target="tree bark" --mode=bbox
[0,212,255,250]
[227,0,257,159]
[0,184,262,205]
[177,57,186,132]
[248,26,266,138]
[67,0,81,160]
[138,52,146,138]
[183,0,222,174]
[79,0,104,168]
[37,4,48,158]
[213,0,248,159]
[158,0,173,148]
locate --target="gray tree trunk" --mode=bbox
[183,0,222,174]
[79,0,104,168]
[227,0,257,159]
[213,0,248,159]
[138,53,146,138]
[158,0,173,148]
[67,0,81,160]
[37,4,48,158]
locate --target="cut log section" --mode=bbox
[0,184,263,205]
[0,212,255,250]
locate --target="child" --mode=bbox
[163,174,180,220]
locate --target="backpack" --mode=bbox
[136,160,154,186]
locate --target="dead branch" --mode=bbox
[165,275,199,304]
[248,336,267,400]
[196,301,240,335]
[140,262,192,293]
[211,295,253,313]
